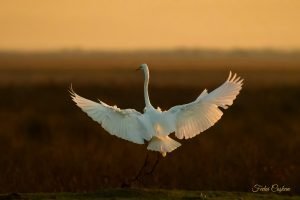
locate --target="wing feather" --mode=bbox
[166,71,243,139]
[70,87,150,144]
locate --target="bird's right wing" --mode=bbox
[70,88,151,144]
[165,71,243,139]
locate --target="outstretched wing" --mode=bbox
[165,71,243,139]
[70,87,150,144]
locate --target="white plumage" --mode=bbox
[70,64,243,156]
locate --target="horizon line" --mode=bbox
[0,47,300,54]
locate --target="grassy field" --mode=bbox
[0,51,299,195]
[0,189,299,200]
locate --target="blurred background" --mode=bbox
[0,0,299,193]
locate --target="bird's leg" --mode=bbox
[121,152,149,187]
[121,152,162,188]
[132,152,150,182]
[145,152,161,175]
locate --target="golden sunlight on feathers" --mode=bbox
[70,64,243,156]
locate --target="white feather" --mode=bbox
[165,71,243,139]
[70,87,151,144]
[70,64,243,156]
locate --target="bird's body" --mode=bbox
[70,64,243,156]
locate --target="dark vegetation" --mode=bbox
[0,51,299,194]
[1,188,300,200]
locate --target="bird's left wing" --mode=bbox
[70,88,151,144]
[164,71,243,139]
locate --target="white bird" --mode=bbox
[70,64,243,157]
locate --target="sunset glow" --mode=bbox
[1,0,300,51]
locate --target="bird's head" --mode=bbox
[136,63,148,71]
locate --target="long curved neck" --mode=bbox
[143,67,153,109]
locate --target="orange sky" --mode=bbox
[0,0,300,51]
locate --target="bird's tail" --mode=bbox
[147,135,181,156]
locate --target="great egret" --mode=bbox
[70,64,243,157]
